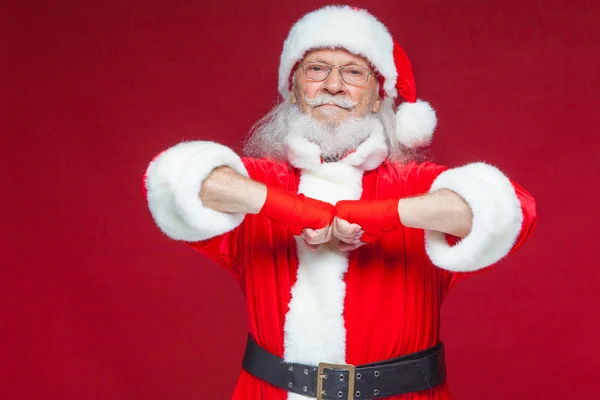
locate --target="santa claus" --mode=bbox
[143,5,536,400]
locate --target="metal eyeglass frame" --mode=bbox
[298,62,374,86]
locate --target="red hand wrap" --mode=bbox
[260,188,335,235]
[335,199,402,242]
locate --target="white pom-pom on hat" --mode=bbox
[279,5,438,148]
[396,100,437,148]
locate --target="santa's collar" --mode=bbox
[284,124,389,172]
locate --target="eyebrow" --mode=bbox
[306,58,369,68]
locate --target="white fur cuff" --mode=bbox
[144,141,249,242]
[425,162,523,272]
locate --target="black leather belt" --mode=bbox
[242,334,446,400]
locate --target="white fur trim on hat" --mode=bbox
[144,141,249,242]
[278,5,397,100]
[425,162,524,272]
[396,100,437,148]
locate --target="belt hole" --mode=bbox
[374,389,379,395]
[339,374,344,381]
[287,382,292,388]
[304,368,309,375]
[288,366,294,372]
[337,391,343,397]
[374,370,380,377]
[356,373,361,379]
[356,391,361,397]
[303,386,308,393]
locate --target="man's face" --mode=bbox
[291,48,381,124]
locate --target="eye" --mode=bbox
[347,67,366,76]
[307,64,325,72]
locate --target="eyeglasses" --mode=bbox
[299,62,374,85]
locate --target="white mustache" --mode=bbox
[304,94,357,109]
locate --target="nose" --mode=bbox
[321,67,346,96]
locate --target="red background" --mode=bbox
[2,0,599,399]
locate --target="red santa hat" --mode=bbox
[278,5,437,148]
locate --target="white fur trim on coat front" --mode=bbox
[278,5,397,100]
[283,161,364,400]
[425,162,523,272]
[144,141,249,242]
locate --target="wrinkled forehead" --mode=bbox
[300,48,373,68]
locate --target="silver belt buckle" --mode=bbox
[316,362,356,400]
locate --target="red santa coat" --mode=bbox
[144,128,536,400]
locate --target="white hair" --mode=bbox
[243,98,417,163]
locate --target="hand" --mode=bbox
[302,219,365,252]
[332,217,365,252]
[301,226,332,251]
[335,199,402,242]
[259,187,335,235]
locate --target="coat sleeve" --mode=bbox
[420,162,537,273]
[142,141,286,275]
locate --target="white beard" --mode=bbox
[243,101,398,162]
[286,106,382,162]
